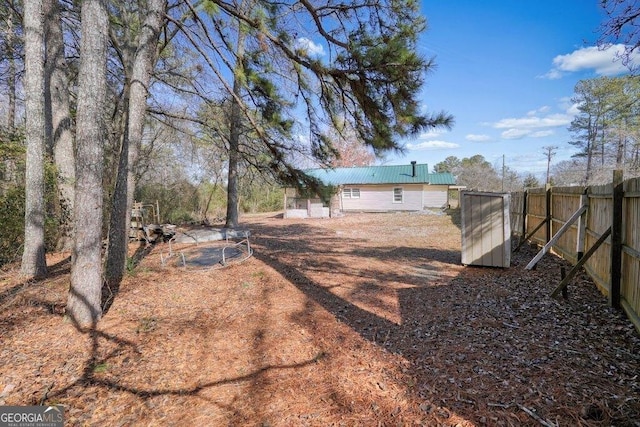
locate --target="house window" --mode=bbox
[393,187,403,203]
[343,188,360,199]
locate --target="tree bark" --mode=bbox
[3,3,19,186]
[224,15,246,230]
[225,96,241,229]
[21,0,48,277]
[105,0,166,287]
[585,116,595,185]
[6,5,17,131]
[67,0,108,328]
[44,0,75,252]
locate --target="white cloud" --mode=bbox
[493,113,572,130]
[406,140,460,150]
[566,102,581,116]
[493,103,574,140]
[295,37,325,57]
[465,134,491,142]
[501,128,532,139]
[540,44,639,79]
[530,130,555,138]
[527,106,550,116]
[557,97,581,116]
[541,69,563,80]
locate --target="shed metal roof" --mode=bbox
[305,163,455,186]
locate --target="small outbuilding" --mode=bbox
[284,162,456,218]
[460,191,511,268]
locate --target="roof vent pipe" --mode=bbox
[411,161,416,177]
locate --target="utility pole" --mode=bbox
[542,146,557,185]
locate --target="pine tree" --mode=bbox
[105,0,166,290]
[67,0,108,328]
[170,0,452,194]
[21,0,47,277]
[44,0,75,252]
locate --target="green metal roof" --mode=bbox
[304,163,456,186]
[427,171,457,185]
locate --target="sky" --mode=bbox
[382,0,638,177]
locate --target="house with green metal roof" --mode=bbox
[284,162,456,218]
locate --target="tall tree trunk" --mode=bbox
[585,117,595,185]
[615,129,625,168]
[67,0,108,328]
[105,79,131,288]
[224,18,246,229]
[105,0,165,287]
[44,0,75,252]
[600,126,606,166]
[21,0,48,277]
[225,100,241,228]
[6,7,16,131]
[3,3,18,187]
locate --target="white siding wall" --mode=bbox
[342,184,424,211]
[423,185,449,208]
[285,184,451,215]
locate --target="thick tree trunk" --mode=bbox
[44,0,75,252]
[6,10,16,131]
[67,0,108,328]
[21,0,48,277]
[224,21,246,230]
[225,115,240,228]
[105,0,166,287]
[3,7,18,187]
[105,84,131,288]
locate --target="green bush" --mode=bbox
[0,185,26,266]
[0,166,61,267]
[0,130,67,267]
[240,182,284,214]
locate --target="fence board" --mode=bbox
[510,177,640,333]
[510,191,525,238]
[550,186,586,264]
[583,184,613,294]
[622,178,640,324]
[526,188,548,246]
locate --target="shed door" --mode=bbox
[461,192,511,267]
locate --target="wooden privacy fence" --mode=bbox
[510,172,640,333]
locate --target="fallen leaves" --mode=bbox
[0,211,638,425]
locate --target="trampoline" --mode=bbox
[159,229,253,269]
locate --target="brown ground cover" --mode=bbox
[1,211,639,426]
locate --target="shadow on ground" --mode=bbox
[248,218,640,425]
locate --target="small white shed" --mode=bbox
[460,191,511,268]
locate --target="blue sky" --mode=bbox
[383,0,638,177]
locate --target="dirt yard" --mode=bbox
[1,211,639,426]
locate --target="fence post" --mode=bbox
[522,189,528,240]
[610,170,623,309]
[545,184,552,244]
